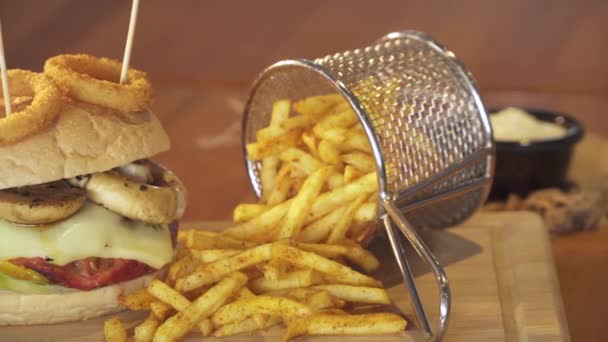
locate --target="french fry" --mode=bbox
[353,201,377,224]
[341,131,373,153]
[278,166,332,239]
[298,206,347,243]
[256,125,285,141]
[327,194,369,244]
[168,255,200,283]
[262,259,290,281]
[183,230,256,250]
[271,244,381,287]
[327,171,345,190]
[134,314,160,342]
[291,241,380,273]
[306,290,335,310]
[211,295,311,326]
[300,131,318,157]
[147,280,191,311]
[270,99,291,126]
[318,139,342,168]
[233,286,256,300]
[197,319,214,337]
[221,200,291,242]
[178,244,272,292]
[279,148,324,175]
[189,249,240,263]
[313,284,390,304]
[213,315,282,337]
[342,151,376,173]
[233,203,268,223]
[246,128,302,160]
[260,156,279,202]
[284,313,406,341]
[150,301,173,320]
[319,127,348,145]
[305,172,378,224]
[344,164,363,183]
[104,317,127,342]
[249,269,321,293]
[118,288,157,311]
[293,94,344,121]
[313,108,358,138]
[154,272,248,342]
[280,115,312,130]
[267,164,294,206]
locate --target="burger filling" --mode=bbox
[0,160,184,292]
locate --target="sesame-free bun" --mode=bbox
[0,271,158,326]
[0,101,170,190]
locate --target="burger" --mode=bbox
[0,54,185,325]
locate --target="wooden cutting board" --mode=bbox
[0,211,569,341]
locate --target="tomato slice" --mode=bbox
[10,257,151,291]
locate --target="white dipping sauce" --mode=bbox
[490,107,567,143]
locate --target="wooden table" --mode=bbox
[2,1,608,340]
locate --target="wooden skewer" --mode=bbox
[0,18,11,116]
[120,0,140,84]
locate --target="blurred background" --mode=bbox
[1,1,607,339]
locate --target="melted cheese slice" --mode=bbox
[0,202,173,269]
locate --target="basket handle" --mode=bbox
[382,197,451,341]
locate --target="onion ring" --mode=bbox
[0,70,63,146]
[0,180,86,225]
[44,54,152,112]
[70,161,186,224]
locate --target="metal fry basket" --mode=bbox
[242,30,494,341]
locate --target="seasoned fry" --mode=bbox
[292,241,380,273]
[344,164,363,183]
[279,148,324,175]
[178,244,272,291]
[270,99,291,126]
[154,272,248,342]
[327,194,369,244]
[341,131,373,153]
[260,156,279,202]
[318,139,342,168]
[104,316,127,342]
[354,201,377,224]
[298,206,347,243]
[119,288,156,311]
[147,280,191,311]
[278,166,332,239]
[284,313,406,341]
[313,284,390,304]
[267,164,294,206]
[150,301,173,320]
[134,314,160,342]
[189,249,240,263]
[342,151,376,173]
[249,269,320,293]
[327,171,345,190]
[262,259,290,281]
[211,295,311,326]
[221,200,291,241]
[183,230,255,249]
[293,94,344,121]
[197,319,214,337]
[233,203,268,223]
[213,315,282,337]
[306,172,378,224]
[271,244,381,287]
[246,128,302,160]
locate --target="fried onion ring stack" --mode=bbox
[0,54,185,326]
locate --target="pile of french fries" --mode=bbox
[104,94,408,341]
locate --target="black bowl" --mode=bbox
[488,108,584,200]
